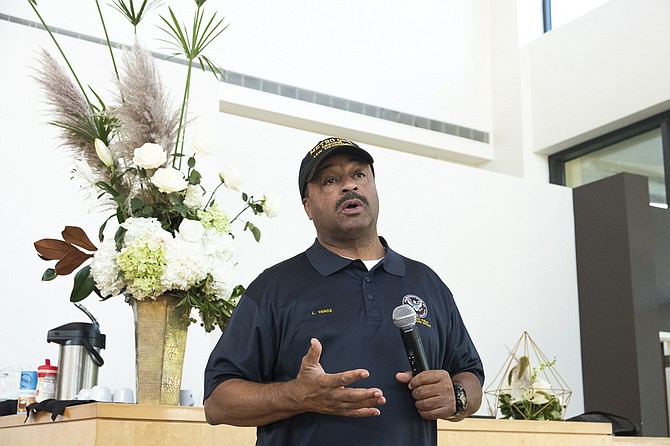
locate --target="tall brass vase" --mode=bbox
[132,295,189,406]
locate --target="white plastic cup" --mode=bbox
[179,389,194,406]
[113,387,134,404]
[77,388,91,400]
[90,385,112,402]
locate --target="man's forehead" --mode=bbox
[316,154,370,173]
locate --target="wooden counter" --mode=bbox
[0,403,255,446]
[438,416,611,445]
[0,402,652,446]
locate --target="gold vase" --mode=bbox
[132,295,189,406]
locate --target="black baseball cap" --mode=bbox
[298,137,374,199]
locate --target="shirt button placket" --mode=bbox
[363,275,380,320]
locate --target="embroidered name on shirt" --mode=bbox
[311,308,333,316]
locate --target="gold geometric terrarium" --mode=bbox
[484,331,572,420]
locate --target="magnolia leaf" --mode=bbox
[55,248,93,276]
[70,266,95,302]
[42,268,58,281]
[34,238,76,260]
[62,226,98,251]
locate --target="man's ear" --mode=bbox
[302,197,313,220]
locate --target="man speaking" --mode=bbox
[204,137,484,445]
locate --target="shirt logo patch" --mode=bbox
[401,294,428,319]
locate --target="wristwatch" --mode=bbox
[453,383,467,416]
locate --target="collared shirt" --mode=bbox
[204,238,483,446]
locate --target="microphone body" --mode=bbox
[399,325,430,375]
[393,304,430,375]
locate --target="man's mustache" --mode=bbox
[336,192,369,209]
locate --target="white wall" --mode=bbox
[527,0,670,153]
[0,1,584,417]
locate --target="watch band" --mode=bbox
[453,383,467,416]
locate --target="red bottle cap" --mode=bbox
[37,359,58,377]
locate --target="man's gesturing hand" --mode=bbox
[292,338,386,417]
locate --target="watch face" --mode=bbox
[454,384,467,413]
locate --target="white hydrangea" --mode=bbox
[161,236,208,291]
[90,239,124,298]
[184,185,206,209]
[121,217,168,245]
[90,216,240,301]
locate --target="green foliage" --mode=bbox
[498,392,564,421]
[41,268,57,281]
[174,279,245,332]
[110,0,163,29]
[70,266,96,302]
[49,103,117,147]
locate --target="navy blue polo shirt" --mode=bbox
[204,238,483,446]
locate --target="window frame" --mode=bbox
[548,111,670,203]
[543,0,552,32]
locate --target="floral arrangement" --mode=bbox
[497,356,565,421]
[30,0,278,332]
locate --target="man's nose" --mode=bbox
[341,176,358,192]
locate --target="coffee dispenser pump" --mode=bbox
[47,304,106,400]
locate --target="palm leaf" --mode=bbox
[158,6,227,65]
[110,0,163,28]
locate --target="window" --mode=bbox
[543,0,612,32]
[549,112,670,208]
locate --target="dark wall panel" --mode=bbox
[573,173,666,436]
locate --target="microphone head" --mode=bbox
[392,304,417,330]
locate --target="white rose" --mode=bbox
[191,132,217,156]
[151,168,188,193]
[178,218,205,243]
[94,138,114,168]
[218,166,243,191]
[133,142,167,169]
[262,193,280,218]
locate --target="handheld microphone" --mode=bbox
[392,304,429,375]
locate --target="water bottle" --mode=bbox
[17,370,38,414]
